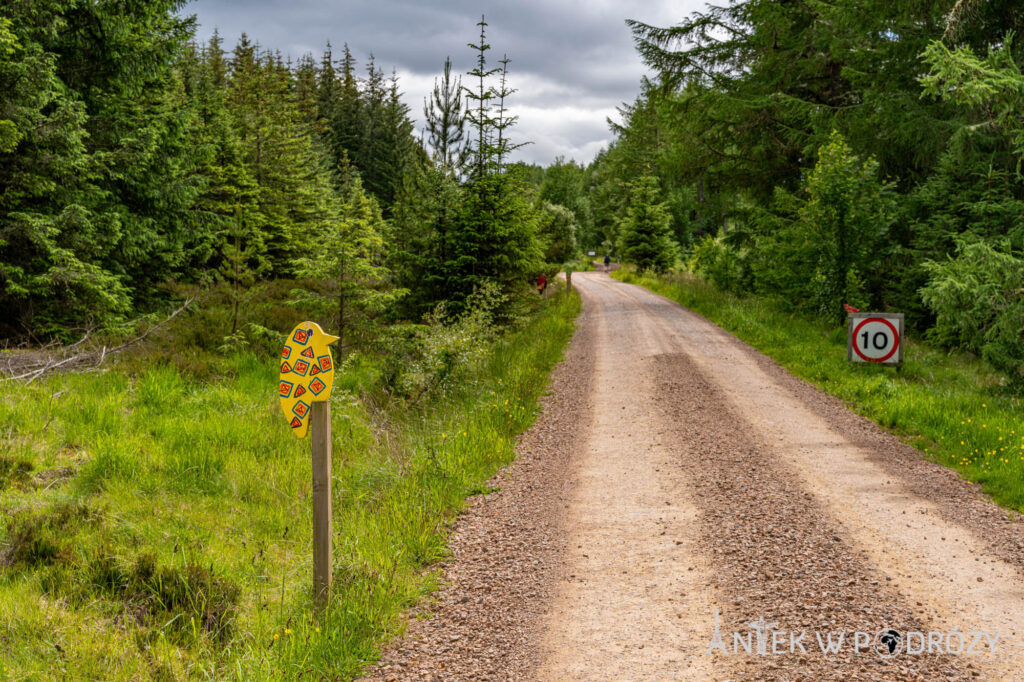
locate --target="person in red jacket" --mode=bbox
[537,273,548,296]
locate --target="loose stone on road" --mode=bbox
[365,272,1024,680]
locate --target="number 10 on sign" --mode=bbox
[847,312,904,366]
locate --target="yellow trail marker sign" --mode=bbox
[278,321,339,608]
[278,321,339,438]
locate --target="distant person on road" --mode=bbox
[537,273,548,296]
[603,254,611,272]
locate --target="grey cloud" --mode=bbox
[185,0,703,163]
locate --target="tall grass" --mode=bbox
[0,291,580,680]
[614,269,1024,512]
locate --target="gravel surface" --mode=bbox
[360,298,597,681]
[362,272,1024,680]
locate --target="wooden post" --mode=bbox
[310,400,332,608]
[566,273,572,298]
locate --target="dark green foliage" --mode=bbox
[597,0,1024,384]
[292,169,399,354]
[1,6,547,376]
[616,176,677,273]
[446,171,544,308]
[792,132,891,323]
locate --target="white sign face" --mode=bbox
[848,313,904,365]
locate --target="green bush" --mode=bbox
[921,238,1024,385]
[691,233,745,293]
[381,282,503,399]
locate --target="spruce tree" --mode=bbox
[0,12,127,336]
[464,16,499,178]
[292,167,399,353]
[617,176,677,273]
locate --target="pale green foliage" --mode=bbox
[539,202,578,264]
[921,36,1024,165]
[921,239,1024,383]
[390,282,504,398]
[692,233,745,294]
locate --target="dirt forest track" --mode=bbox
[364,272,1024,681]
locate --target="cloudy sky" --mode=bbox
[184,0,705,166]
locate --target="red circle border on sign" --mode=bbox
[852,317,900,363]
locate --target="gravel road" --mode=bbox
[363,272,1024,681]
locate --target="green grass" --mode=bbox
[0,291,581,680]
[613,268,1024,513]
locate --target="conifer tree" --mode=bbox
[227,37,337,274]
[0,12,127,335]
[293,166,399,353]
[464,16,500,177]
[617,176,677,273]
[492,56,528,168]
[424,57,468,175]
[330,44,363,169]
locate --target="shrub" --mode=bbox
[921,238,1024,385]
[382,282,503,399]
[692,233,745,293]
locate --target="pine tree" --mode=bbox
[492,55,527,168]
[424,57,468,174]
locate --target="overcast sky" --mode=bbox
[184,1,705,166]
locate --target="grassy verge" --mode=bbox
[613,269,1024,513]
[0,291,580,680]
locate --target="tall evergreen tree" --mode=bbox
[617,176,677,273]
[464,16,499,177]
[424,57,468,174]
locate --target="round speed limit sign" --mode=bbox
[848,313,904,365]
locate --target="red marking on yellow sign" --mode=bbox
[278,321,339,439]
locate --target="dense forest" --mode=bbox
[5,0,1024,383]
[558,0,1024,384]
[0,1,572,354]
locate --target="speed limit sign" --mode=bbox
[848,312,904,366]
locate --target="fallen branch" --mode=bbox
[1,298,194,383]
